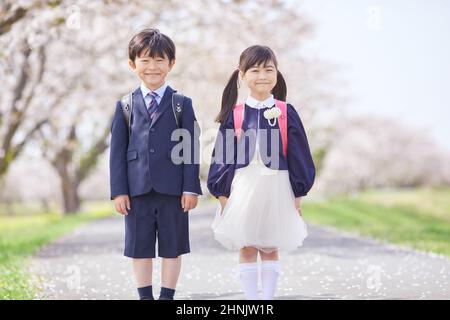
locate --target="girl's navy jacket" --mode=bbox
[207,103,315,198]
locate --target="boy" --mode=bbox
[109,28,202,300]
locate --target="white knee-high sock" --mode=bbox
[238,262,259,300]
[261,260,281,300]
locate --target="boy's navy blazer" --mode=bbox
[109,85,202,199]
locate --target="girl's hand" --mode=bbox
[295,197,302,216]
[114,195,131,216]
[218,196,228,215]
[181,194,198,212]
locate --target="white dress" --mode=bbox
[211,146,308,253]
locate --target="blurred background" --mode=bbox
[1,0,449,299]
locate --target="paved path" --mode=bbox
[29,201,450,300]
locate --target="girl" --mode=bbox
[207,45,315,300]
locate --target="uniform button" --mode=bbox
[150,148,155,153]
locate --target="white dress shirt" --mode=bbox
[140,82,168,107]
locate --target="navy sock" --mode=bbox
[137,285,154,300]
[159,287,175,300]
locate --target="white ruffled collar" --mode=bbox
[245,94,275,109]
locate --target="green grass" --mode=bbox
[0,202,114,300]
[303,188,450,257]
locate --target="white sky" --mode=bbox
[300,0,450,151]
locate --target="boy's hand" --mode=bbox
[181,194,198,212]
[114,195,130,215]
[218,196,228,215]
[295,197,302,216]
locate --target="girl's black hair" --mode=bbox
[128,28,176,62]
[216,45,287,124]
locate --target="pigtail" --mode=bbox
[215,69,240,124]
[272,70,287,101]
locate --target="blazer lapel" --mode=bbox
[149,86,174,129]
[133,87,151,122]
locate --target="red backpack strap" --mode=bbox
[275,100,288,157]
[233,103,244,139]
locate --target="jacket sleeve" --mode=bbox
[286,104,316,197]
[109,101,129,200]
[207,112,236,198]
[181,97,203,195]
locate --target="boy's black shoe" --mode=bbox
[159,287,175,300]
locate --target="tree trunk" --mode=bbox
[52,140,81,215]
[60,172,80,214]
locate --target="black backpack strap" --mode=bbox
[120,91,182,133]
[172,91,184,128]
[120,92,133,136]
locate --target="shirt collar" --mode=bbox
[245,94,275,109]
[140,82,168,98]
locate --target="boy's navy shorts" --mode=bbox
[124,190,190,258]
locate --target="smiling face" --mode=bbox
[240,60,277,100]
[129,52,175,90]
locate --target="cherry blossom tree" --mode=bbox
[0,0,342,212]
[315,115,450,195]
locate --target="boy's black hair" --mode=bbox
[128,28,176,62]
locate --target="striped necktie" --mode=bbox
[147,91,159,119]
